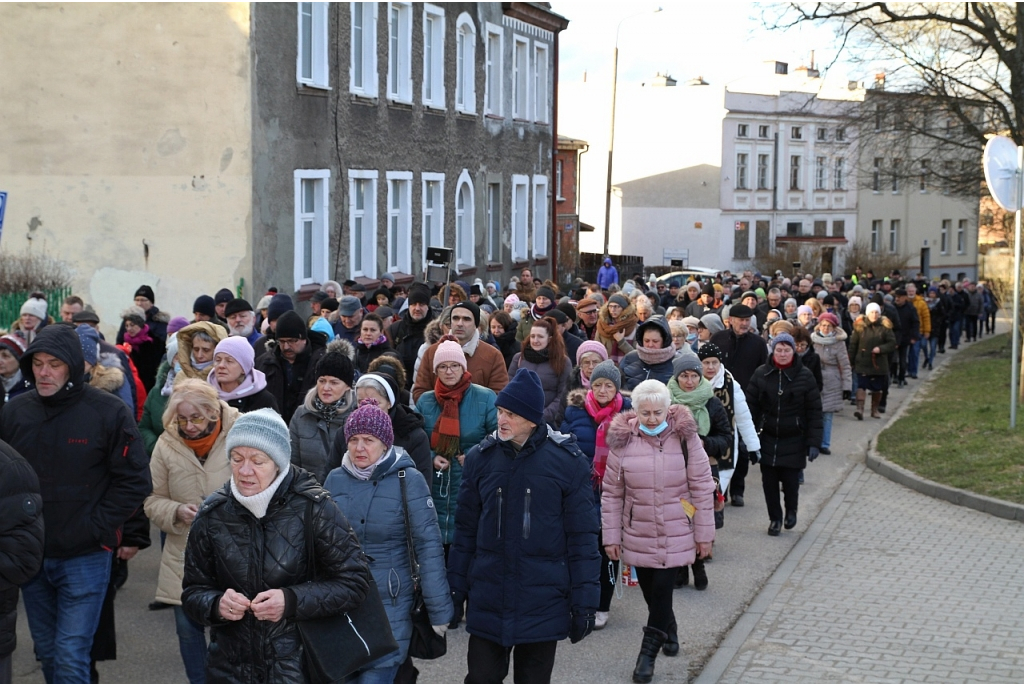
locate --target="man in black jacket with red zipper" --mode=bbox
[0,325,150,684]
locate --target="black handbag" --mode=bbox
[297,501,399,682]
[399,470,448,660]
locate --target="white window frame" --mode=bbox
[834,157,844,190]
[816,127,827,141]
[758,124,770,138]
[871,219,881,253]
[348,170,379,278]
[889,219,900,254]
[293,169,331,291]
[511,174,530,261]
[791,126,803,140]
[789,155,801,190]
[533,42,549,123]
[532,175,548,258]
[487,181,501,262]
[941,219,950,255]
[737,124,749,138]
[735,153,748,190]
[957,219,967,254]
[421,173,445,270]
[385,171,413,275]
[387,2,413,103]
[455,170,476,268]
[455,13,477,114]
[349,2,378,96]
[757,153,770,189]
[555,160,565,201]
[815,156,827,190]
[485,23,503,116]
[512,35,530,120]
[297,2,329,89]
[422,4,445,109]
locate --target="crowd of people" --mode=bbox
[0,263,997,684]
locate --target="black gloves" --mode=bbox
[842,390,851,400]
[569,611,595,644]
[808,447,820,462]
[749,450,760,465]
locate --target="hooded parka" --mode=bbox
[744,356,824,470]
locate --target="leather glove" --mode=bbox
[808,447,820,462]
[451,590,466,608]
[569,611,595,644]
[432,624,448,637]
[749,450,760,465]
[842,390,851,400]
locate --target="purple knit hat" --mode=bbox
[576,339,609,365]
[344,399,394,449]
[213,336,255,375]
[168,316,190,335]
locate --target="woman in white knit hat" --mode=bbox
[13,294,50,344]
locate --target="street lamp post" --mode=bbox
[603,7,662,257]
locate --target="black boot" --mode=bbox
[673,566,688,588]
[692,558,708,591]
[662,621,680,656]
[632,626,667,684]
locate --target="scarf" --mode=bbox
[359,334,388,348]
[596,305,638,354]
[635,344,677,366]
[530,302,555,320]
[1,369,22,394]
[313,393,347,424]
[341,452,378,480]
[208,367,270,402]
[124,324,153,347]
[161,364,180,397]
[431,371,472,458]
[708,363,726,390]
[580,366,591,389]
[522,346,550,365]
[668,376,713,436]
[181,418,221,461]
[585,390,622,486]
[230,466,288,519]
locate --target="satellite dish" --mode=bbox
[983,135,1022,211]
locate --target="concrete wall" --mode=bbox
[0,3,254,339]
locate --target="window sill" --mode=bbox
[455,108,478,118]
[512,117,532,124]
[512,259,530,269]
[533,120,550,126]
[297,83,331,96]
[556,196,566,202]
[295,283,324,302]
[390,272,415,286]
[485,112,504,121]
[350,93,379,106]
[456,265,477,277]
[354,276,381,289]
[387,99,414,111]
[486,262,504,272]
[534,257,548,266]
[423,104,447,115]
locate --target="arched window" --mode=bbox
[455,170,475,267]
[455,13,477,114]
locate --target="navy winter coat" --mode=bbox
[744,357,823,470]
[447,426,600,647]
[560,389,631,509]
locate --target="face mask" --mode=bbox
[639,420,668,436]
[686,332,697,343]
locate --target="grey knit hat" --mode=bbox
[588,359,621,393]
[672,350,703,378]
[226,408,291,474]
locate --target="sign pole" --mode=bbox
[1012,146,1023,429]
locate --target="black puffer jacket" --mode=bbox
[744,356,823,470]
[0,440,44,658]
[256,331,329,423]
[699,396,734,467]
[0,326,151,559]
[709,328,768,389]
[389,309,435,390]
[182,466,371,684]
[619,318,676,392]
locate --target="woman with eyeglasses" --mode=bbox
[145,379,241,683]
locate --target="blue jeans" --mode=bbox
[927,336,938,366]
[908,339,922,376]
[21,551,112,684]
[949,317,962,347]
[821,411,833,450]
[173,605,207,684]
[346,664,400,683]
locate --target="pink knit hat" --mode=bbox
[576,339,608,365]
[344,399,394,449]
[433,340,467,371]
[504,293,520,306]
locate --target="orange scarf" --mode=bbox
[431,372,471,458]
[183,419,222,461]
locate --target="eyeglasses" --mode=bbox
[579,309,598,316]
[177,416,209,428]
[437,363,463,373]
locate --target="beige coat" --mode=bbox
[144,402,240,604]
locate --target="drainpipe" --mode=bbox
[551,27,561,285]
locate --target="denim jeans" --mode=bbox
[949,317,963,347]
[173,605,207,683]
[821,411,833,450]
[346,663,400,684]
[21,550,112,684]
[908,338,925,376]
[927,336,938,366]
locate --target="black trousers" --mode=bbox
[465,635,557,684]
[730,449,750,498]
[896,343,910,381]
[760,463,801,522]
[598,531,618,612]
[634,567,677,634]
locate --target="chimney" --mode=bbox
[651,72,677,87]
[687,76,709,86]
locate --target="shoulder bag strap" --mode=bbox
[398,470,421,592]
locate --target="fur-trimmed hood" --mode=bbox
[88,361,125,393]
[606,404,697,452]
[853,314,892,332]
[566,387,588,409]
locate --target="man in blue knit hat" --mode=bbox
[447,368,600,683]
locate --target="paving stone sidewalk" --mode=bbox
[700,463,1024,683]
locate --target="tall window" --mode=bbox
[350,3,377,96]
[957,219,967,254]
[816,127,827,141]
[533,43,549,123]
[736,153,749,189]
[734,221,750,259]
[815,156,827,190]
[421,174,444,269]
[455,171,475,267]
[871,219,881,253]
[873,157,882,191]
[737,124,749,137]
[832,219,845,237]
[834,157,844,190]
[487,182,501,262]
[455,13,477,114]
[555,160,565,201]
[889,219,900,253]
[943,160,955,194]
[387,2,412,102]
[814,220,827,236]
[511,175,529,261]
[513,36,530,119]
[791,126,803,140]
[386,172,412,274]
[919,159,929,191]
[835,127,846,141]
[532,176,548,257]
[757,154,770,189]
[891,159,901,192]
[293,170,330,291]
[297,2,328,88]
[758,124,770,138]
[422,5,445,108]
[485,24,503,116]
[941,219,950,254]
[789,155,801,190]
[348,170,378,278]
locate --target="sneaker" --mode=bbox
[819,447,831,455]
[594,611,609,630]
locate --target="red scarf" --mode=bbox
[585,390,623,486]
[431,372,472,458]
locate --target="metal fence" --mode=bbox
[0,287,72,331]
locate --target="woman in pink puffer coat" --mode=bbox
[602,379,716,684]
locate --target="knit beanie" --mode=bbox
[134,285,155,303]
[772,332,796,351]
[168,317,190,335]
[274,310,307,340]
[72,308,100,325]
[224,298,253,318]
[345,400,394,449]
[495,368,545,426]
[256,295,273,312]
[797,305,814,317]
[698,342,723,361]
[699,313,725,335]
[433,340,468,371]
[315,349,355,386]
[355,373,397,407]
[266,293,295,322]
[192,295,217,320]
[673,351,703,377]
[504,293,521,307]
[215,288,235,305]
[817,312,840,328]
[310,317,335,340]
[226,408,292,474]
[0,334,27,360]
[681,316,700,330]
[866,302,882,317]
[847,296,862,309]
[214,336,255,375]
[320,298,339,313]
[701,283,716,297]
[122,306,146,327]
[20,296,47,322]
[556,302,578,322]
[588,359,621,393]
[608,294,629,309]
[452,301,480,326]
[576,339,608,365]
[76,324,100,366]
[536,286,557,302]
